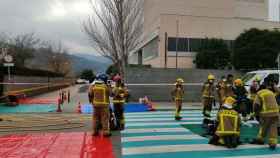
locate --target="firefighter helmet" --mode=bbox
[255,76,261,82]
[208,74,215,80]
[176,78,184,85]
[113,74,122,82]
[234,79,243,86]
[224,96,236,106]
[96,73,108,83]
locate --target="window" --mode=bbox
[168,37,189,52]
[168,37,234,52]
[189,38,202,52]
[168,38,177,51]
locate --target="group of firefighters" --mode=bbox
[171,74,280,150]
[88,73,128,137]
[89,72,279,149]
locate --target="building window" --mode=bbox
[168,37,234,52]
[143,37,159,61]
[189,38,202,52]
[168,38,189,52]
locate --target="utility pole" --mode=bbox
[164,32,168,69]
[175,20,179,69]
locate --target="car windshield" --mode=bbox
[242,73,266,86]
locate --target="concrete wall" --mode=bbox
[3,75,72,93]
[126,68,243,102]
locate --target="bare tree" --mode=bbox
[43,42,72,76]
[83,0,143,78]
[9,33,40,67]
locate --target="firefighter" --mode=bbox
[233,79,249,119]
[249,77,261,118]
[202,74,216,125]
[89,73,111,137]
[217,76,227,106]
[112,75,126,130]
[224,74,235,98]
[250,76,261,103]
[209,97,241,148]
[251,79,279,150]
[171,78,184,120]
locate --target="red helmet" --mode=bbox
[113,75,122,82]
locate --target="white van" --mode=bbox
[242,70,280,91]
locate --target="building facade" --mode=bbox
[129,0,280,68]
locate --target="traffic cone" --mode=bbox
[77,102,82,114]
[57,98,62,112]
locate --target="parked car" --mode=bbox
[242,70,280,91]
[76,79,89,84]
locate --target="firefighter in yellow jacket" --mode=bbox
[209,97,241,148]
[171,78,184,120]
[216,76,227,106]
[251,79,279,150]
[112,75,126,130]
[202,74,216,124]
[89,74,111,137]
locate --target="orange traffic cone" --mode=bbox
[77,102,82,114]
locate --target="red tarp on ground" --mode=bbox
[0,132,115,158]
[18,98,58,104]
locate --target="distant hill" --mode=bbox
[26,52,112,76]
[70,54,112,74]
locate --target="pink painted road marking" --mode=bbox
[0,132,115,158]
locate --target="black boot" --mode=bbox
[269,145,277,150]
[175,116,182,121]
[250,139,264,145]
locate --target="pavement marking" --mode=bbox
[123,139,209,148]
[122,131,193,137]
[125,122,202,126]
[125,111,218,115]
[125,114,215,118]
[121,134,205,142]
[122,128,189,134]
[122,144,269,155]
[125,117,205,122]
[224,154,280,158]
[122,109,271,158]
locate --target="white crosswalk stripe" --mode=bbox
[121,134,204,142]
[122,108,279,158]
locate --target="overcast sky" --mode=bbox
[0,0,279,55]
[0,0,95,55]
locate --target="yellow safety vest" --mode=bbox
[257,89,279,117]
[92,84,109,106]
[113,86,126,104]
[216,109,240,136]
[202,83,215,98]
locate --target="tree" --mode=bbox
[43,42,72,76]
[195,38,231,69]
[106,64,119,76]
[80,69,95,83]
[9,33,40,67]
[233,28,280,70]
[83,0,143,79]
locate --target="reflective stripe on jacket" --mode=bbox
[202,82,215,98]
[113,86,126,104]
[255,89,279,117]
[216,109,241,136]
[92,83,109,106]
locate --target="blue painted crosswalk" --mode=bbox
[121,108,280,158]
